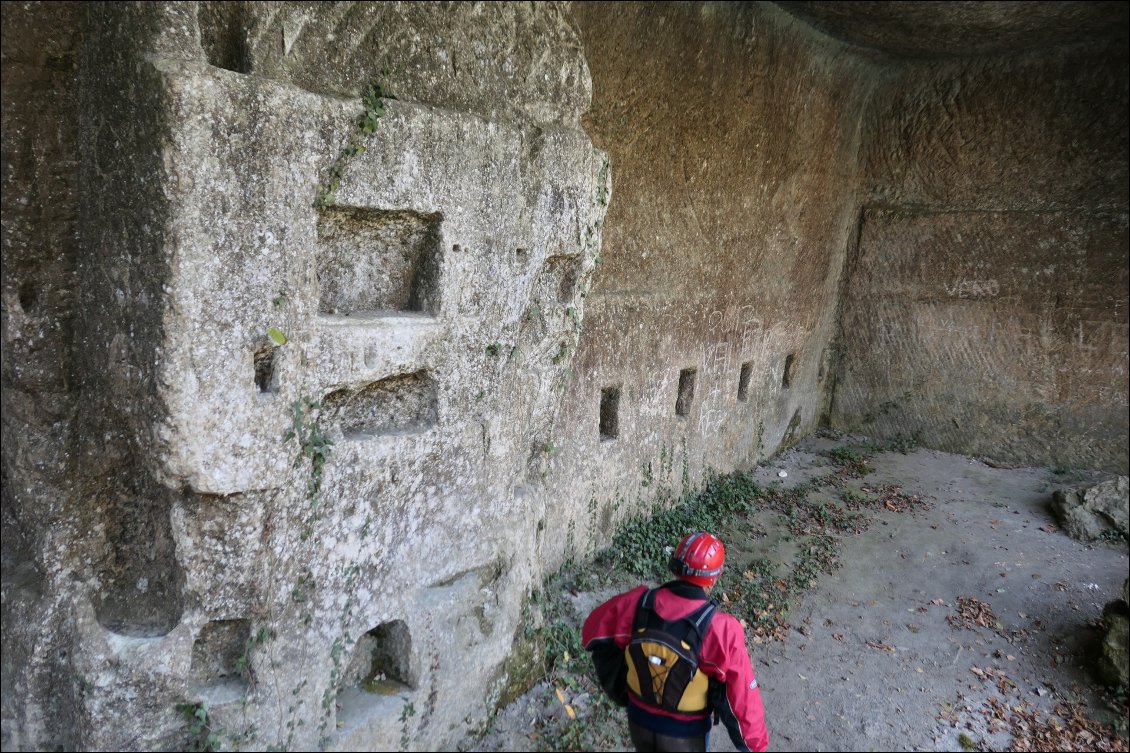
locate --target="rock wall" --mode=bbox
[831,39,1130,473]
[540,2,878,564]
[3,2,1128,751]
[4,2,607,750]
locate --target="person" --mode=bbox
[582,531,769,752]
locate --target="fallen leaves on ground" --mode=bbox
[996,698,1129,752]
[969,665,1018,694]
[939,690,1128,752]
[866,639,896,652]
[948,596,1000,631]
[859,483,926,513]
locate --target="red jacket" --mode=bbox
[582,580,769,752]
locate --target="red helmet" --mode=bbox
[668,532,725,588]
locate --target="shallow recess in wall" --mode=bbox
[599,386,621,441]
[536,253,583,306]
[782,407,805,448]
[197,2,250,73]
[676,368,696,417]
[253,343,279,394]
[344,619,416,692]
[316,207,443,316]
[190,619,251,700]
[335,620,417,736]
[322,371,437,438]
[93,475,185,637]
[18,278,39,314]
[738,362,753,402]
[1,484,45,606]
[783,353,796,390]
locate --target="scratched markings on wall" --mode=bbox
[836,208,1129,470]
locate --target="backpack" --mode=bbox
[624,588,717,713]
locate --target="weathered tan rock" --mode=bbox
[1097,578,1129,688]
[1051,477,1130,542]
[545,2,880,564]
[832,37,1129,474]
[777,1,1130,58]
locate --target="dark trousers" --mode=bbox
[627,719,708,752]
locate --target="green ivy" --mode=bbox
[175,701,222,752]
[284,397,334,507]
[315,74,397,209]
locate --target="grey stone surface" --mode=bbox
[1098,578,1129,688]
[1102,609,1130,687]
[1051,476,1130,542]
[2,2,1128,751]
[4,2,607,751]
[198,0,591,127]
[1098,576,1130,687]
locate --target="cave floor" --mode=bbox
[463,435,1128,752]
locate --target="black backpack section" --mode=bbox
[625,588,717,713]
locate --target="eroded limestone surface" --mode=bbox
[3,3,606,750]
[2,2,1127,751]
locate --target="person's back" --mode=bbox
[582,532,769,752]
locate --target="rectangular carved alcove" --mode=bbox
[676,368,696,417]
[316,207,443,315]
[93,472,184,638]
[335,619,418,737]
[783,353,796,389]
[599,385,620,441]
[322,371,438,438]
[737,362,753,402]
[253,342,279,394]
[191,619,251,692]
[342,619,417,693]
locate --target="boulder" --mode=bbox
[1050,476,1129,541]
[1097,578,1129,688]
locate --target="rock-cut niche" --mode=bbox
[322,371,438,439]
[92,472,184,637]
[316,207,443,316]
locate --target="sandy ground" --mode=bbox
[463,435,1128,752]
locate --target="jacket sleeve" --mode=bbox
[585,638,628,707]
[702,615,769,752]
[581,587,647,707]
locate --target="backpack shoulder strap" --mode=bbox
[632,588,658,632]
[682,598,718,648]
